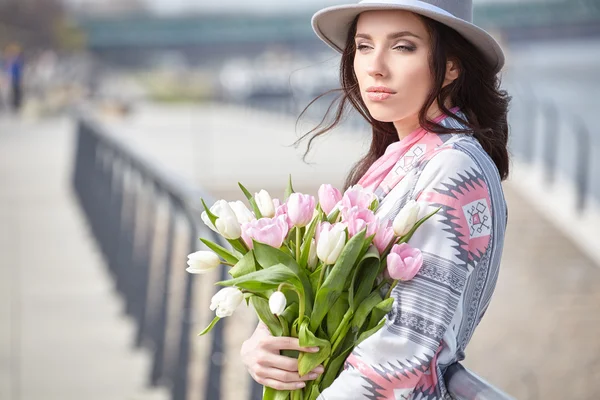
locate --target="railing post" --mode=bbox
[542,102,558,185]
[575,120,590,213]
[150,201,177,385]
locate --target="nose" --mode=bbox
[366,49,389,79]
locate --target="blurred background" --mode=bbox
[1,0,599,399]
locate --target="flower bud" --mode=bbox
[268,291,287,315]
[386,243,423,281]
[287,193,316,228]
[202,200,242,239]
[186,251,221,274]
[316,222,347,265]
[392,200,420,237]
[255,190,276,218]
[229,200,255,224]
[318,184,342,216]
[210,287,244,318]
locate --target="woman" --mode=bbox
[241,1,510,398]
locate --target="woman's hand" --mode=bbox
[241,322,325,391]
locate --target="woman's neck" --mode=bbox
[393,103,449,141]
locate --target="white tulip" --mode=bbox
[268,291,287,315]
[393,200,420,237]
[316,223,347,265]
[308,239,318,270]
[186,251,221,274]
[202,200,242,239]
[229,201,255,224]
[210,287,244,318]
[255,190,275,218]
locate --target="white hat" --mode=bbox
[312,0,505,73]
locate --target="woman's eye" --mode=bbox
[393,45,416,52]
[356,44,371,51]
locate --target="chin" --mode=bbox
[366,107,400,123]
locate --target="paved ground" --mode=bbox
[0,115,167,400]
[1,104,598,400]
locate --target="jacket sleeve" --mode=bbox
[318,149,494,400]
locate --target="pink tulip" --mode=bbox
[344,206,378,238]
[386,243,423,281]
[241,216,289,249]
[274,202,293,230]
[287,193,316,228]
[373,221,395,255]
[341,185,375,212]
[318,184,342,215]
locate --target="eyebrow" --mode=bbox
[355,31,422,40]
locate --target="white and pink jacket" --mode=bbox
[319,110,507,400]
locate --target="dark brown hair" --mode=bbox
[296,14,511,189]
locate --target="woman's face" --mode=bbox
[353,10,435,126]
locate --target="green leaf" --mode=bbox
[309,266,322,295]
[357,319,386,346]
[326,292,349,339]
[284,174,295,201]
[306,384,321,400]
[281,302,299,327]
[200,238,240,265]
[349,248,379,312]
[319,344,353,389]
[309,230,366,332]
[201,198,218,227]
[238,182,263,219]
[351,291,383,331]
[297,319,332,376]
[326,208,340,224]
[217,263,298,292]
[299,216,319,269]
[250,296,283,337]
[228,251,256,278]
[263,386,290,400]
[369,197,379,212]
[398,206,441,244]
[227,238,249,255]
[278,315,290,336]
[253,242,314,317]
[198,316,220,336]
[367,298,394,331]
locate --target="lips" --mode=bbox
[366,86,396,101]
[366,86,396,94]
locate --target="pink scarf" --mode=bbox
[357,108,460,193]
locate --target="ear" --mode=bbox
[443,58,460,87]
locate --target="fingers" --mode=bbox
[264,336,320,353]
[258,378,306,391]
[252,366,325,391]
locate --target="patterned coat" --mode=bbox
[318,112,508,400]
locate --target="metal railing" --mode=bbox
[71,109,514,400]
[71,110,232,400]
[509,87,596,213]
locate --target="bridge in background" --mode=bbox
[75,0,600,67]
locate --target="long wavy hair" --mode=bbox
[296,14,511,190]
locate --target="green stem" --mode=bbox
[222,261,235,267]
[278,282,305,319]
[385,280,398,299]
[296,227,301,263]
[317,263,328,289]
[330,309,352,346]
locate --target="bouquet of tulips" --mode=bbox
[187,178,438,400]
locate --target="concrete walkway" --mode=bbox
[0,115,167,400]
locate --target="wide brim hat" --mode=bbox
[312,0,505,73]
